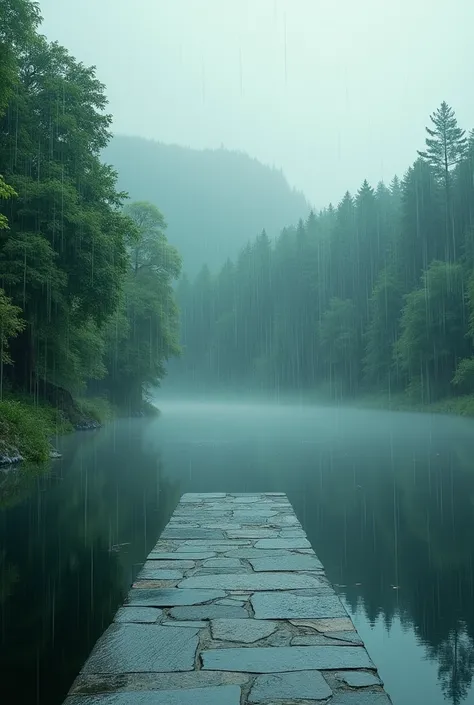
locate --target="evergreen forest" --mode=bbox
[175,102,474,407]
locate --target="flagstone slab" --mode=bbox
[142,560,196,571]
[251,591,348,619]
[127,589,226,606]
[249,670,332,702]
[113,607,162,624]
[336,671,382,687]
[148,553,217,561]
[226,530,280,538]
[232,511,278,519]
[210,619,277,643]
[201,645,374,672]
[254,538,311,549]
[203,558,243,568]
[82,624,199,673]
[330,693,392,704]
[249,555,324,572]
[290,633,359,647]
[326,631,364,645]
[192,567,249,575]
[162,620,207,627]
[138,570,184,580]
[169,605,249,620]
[179,572,323,591]
[289,617,355,632]
[66,687,241,705]
[161,528,226,540]
[223,548,300,559]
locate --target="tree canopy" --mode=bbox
[0,0,181,408]
[174,102,474,406]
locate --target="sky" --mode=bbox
[38,0,474,207]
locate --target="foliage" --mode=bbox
[396,262,469,400]
[417,102,468,180]
[0,1,181,415]
[0,176,17,230]
[75,396,115,424]
[0,287,24,364]
[0,398,65,461]
[174,101,474,410]
[99,201,182,408]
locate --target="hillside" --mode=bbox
[103,136,311,275]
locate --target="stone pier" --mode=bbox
[64,493,392,704]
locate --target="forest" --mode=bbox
[0,0,181,459]
[175,102,474,408]
[2,0,474,464]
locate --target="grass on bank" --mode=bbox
[76,396,116,423]
[0,392,160,465]
[0,398,70,462]
[0,395,117,463]
[352,391,474,417]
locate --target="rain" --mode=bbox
[1,1,474,704]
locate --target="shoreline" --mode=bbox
[346,392,474,418]
[3,389,473,470]
[0,395,159,470]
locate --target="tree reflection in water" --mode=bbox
[1,408,474,705]
[0,420,180,704]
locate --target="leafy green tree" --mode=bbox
[396,262,469,400]
[0,288,24,365]
[101,202,181,407]
[0,175,16,231]
[0,30,130,393]
[0,0,41,113]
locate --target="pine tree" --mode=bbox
[418,102,468,259]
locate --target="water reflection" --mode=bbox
[0,403,474,704]
[0,420,180,704]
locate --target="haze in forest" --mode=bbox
[104,136,309,273]
[38,0,474,207]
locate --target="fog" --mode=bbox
[3,3,474,704]
[38,0,474,205]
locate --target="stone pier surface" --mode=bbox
[64,493,392,704]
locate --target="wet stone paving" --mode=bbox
[64,493,392,704]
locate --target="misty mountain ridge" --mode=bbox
[103,135,311,275]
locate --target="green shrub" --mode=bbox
[76,397,115,424]
[0,400,52,462]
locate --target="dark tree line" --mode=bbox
[0,0,181,410]
[176,102,474,403]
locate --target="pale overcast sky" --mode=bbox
[39,0,473,207]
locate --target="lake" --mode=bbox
[1,400,473,704]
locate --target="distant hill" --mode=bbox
[103,136,311,275]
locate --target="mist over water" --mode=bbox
[2,400,474,705]
[2,4,474,704]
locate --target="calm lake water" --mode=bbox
[1,400,474,704]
